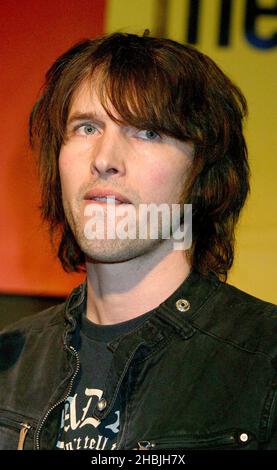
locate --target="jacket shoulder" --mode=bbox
[219,280,276,309]
[0,302,66,372]
[197,277,277,359]
[0,302,65,335]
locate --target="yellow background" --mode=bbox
[105,0,277,303]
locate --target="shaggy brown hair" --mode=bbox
[30,32,250,281]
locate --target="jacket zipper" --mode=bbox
[18,423,31,450]
[137,432,240,450]
[34,345,80,450]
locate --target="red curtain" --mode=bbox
[0,0,106,295]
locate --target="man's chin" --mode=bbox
[80,238,162,264]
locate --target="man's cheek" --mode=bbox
[143,167,178,202]
[146,166,169,185]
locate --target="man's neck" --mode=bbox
[85,240,191,325]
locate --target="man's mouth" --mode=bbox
[84,190,132,205]
[89,196,127,205]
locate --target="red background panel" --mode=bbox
[0,0,106,296]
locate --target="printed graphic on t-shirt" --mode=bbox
[56,387,120,450]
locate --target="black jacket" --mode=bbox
[0,270,277,450]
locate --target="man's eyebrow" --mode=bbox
[67,112,100,125]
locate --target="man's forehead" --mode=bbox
[68,80,119,121]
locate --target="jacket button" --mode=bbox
[176,299,190,312]
[239,433,248,443]
[97,398,107,411]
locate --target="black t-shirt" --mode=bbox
[56,310,152,450]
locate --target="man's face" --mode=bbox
[59,80,193,263]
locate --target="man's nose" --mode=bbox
[90,129,126,179]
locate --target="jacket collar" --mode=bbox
[62,268,221,348]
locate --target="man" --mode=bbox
[0,32,276,451]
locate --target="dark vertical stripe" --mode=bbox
[155,0,169,37]
[219,0,232,46]
[187,0,201,44]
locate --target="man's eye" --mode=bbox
[137,130,161,141]
[75,123,98,136]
